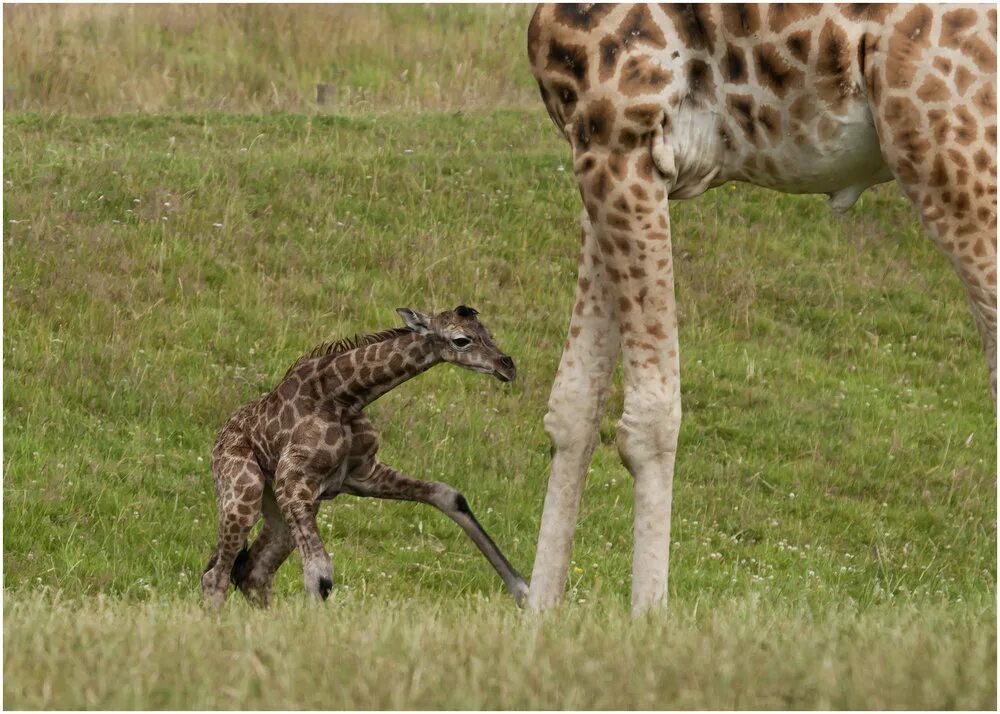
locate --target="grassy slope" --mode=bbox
[4,110,995,708]
[3,4,997,709]
[3,5,538,114]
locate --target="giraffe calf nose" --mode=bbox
[500,355,515,370]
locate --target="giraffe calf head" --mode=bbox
[395,305,517,382]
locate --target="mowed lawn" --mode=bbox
[3,5,997,710]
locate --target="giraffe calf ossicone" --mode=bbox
[201,306,528,609]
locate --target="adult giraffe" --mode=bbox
[525,4,997,615]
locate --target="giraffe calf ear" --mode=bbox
[396,307,432,335]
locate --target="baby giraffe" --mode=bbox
[201,305,527,609]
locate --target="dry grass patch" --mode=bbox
[4,4,538,114]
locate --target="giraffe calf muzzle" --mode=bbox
[494,355,516,382]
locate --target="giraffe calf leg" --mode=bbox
[202,436,265,610]
[274,467,333,601]
[348,461,528,604]
[234,488,295,607]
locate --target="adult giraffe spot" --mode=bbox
[817,20,853,99]
[955,66,974,96]
[929,155,950,187]
[953,105,977,145]
[785,31,811,64]
[917,75,951,103]
[637,153,655,180]
[933,56,953,75]
[754,44,801,98]
[608,213,631,231]
[547,39,590,89]
[553,3,615,31]
[624,102,662,128]
[598,37,622,81]
[619,129,639,150]
[940,8,979,48]
[721,45,747,83]
[591,169,611,201]
[722,4,761,37]
[619,55,673,97]
[646,321,667,339]
[727,94,757,141]
[616,4,667,50]
[973,149,993,172]
[685,58,716,103]
[887,6,933,88]
[926,109,950,143]
[839,4,890,22]
[947,148,970,168]
[973,83,996,115]
[662,4,716,54]
[757,105,782,142]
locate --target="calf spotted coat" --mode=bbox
[201,306,527,609]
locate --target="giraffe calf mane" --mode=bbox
[282,327,414,379]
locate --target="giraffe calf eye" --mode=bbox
[452,337,472,348]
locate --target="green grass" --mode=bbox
[3,6,997,707]
[4,594,995,709]
[4,108,995,708]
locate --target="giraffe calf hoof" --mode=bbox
[318,576,333,600]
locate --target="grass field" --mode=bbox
[3,5,997,710]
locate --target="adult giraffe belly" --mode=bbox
[737,107,896,211]
[669,92,895,209]
[704,87,893,211]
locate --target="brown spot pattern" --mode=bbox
[618,55,673,97]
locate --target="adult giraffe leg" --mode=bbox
[876,128,997,400]
[866,18,998,400]
[528,211,620,611]
[572,138,681,616]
